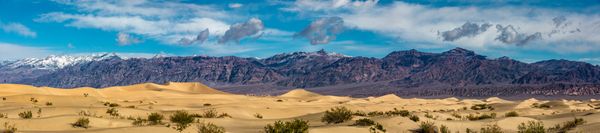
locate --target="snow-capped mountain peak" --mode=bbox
[0,53,122,70]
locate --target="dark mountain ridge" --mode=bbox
[3,47,600,99]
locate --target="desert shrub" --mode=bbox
[78,110,93,116]
[132,117,147,126]
[517,121,545,133]
[126,105,135,108]
[440,124,451,133]
[1,97,5,101]
[276,99,283,102]
[45,102,53,106]
[108,103,120,107]
[353,118,375,126]
[367,111,384,117]
[170,111,195,132]
[30,97,38,103]
[532,103,551,109]
[451,113,462,119]
[217,113,231,118]
[424,113,434,119]
[369,123,386,133]
[18,111,32,119]
[203,103,212,106]
[466,128,476,133]
[548,117,585,132]
[505,111,519,117]
[71,117,90,129]
[197,122,225,133]
[106,108,119,117]
[353,110,367,116]
[480,124,503,133]
[202,109,218,118]
[321,106,353,124]
[1,122,17,133]
[264,119,309,133]
[409,115,420,122]
[385,108,410,117]
[416,121,437,133]
[471,104,493,110]
[36,108,42,118]
[254,113,263,119]
[466,114,494,121]
[148,113,164,125]
[0,113,6,118]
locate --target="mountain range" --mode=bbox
[1,48,599,99]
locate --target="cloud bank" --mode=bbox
[219,18,264,44]
[179,29,209,45]
[116,32,141,45]
[285,1,600,53]
[295,17,345,45]
[440,22,492,41]
[38,0,232,45]
[0,21,37,37]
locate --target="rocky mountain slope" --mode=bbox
[2,48,600,98]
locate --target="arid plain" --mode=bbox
[0,82,598,133]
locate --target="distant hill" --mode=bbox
[2,48,600,99]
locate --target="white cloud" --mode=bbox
[228,3,243,8]
[282,0,378,12]
[38,0,233,45]
[219,18,265,44]
[287,1,600,53]
[116,32,142,45]
[0,42,54,60]
[0,22,37,37]
[295,17,345,45]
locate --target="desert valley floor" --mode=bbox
[0,82,599,133]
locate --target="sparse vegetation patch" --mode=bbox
[517,121,545,133]
[18,111,32,119]
[353,118,375,126]
[71,117,91,129]
[170,111,195,132]
[197,122,226,133]
[321,106,353,124]
[264,119,309,133]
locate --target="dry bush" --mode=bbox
[71,117,90,129]
[369,122,386,133]
[197,122,226,133]
[480,124,503,133]
[254,113,263,119]
[264,119,309,133]
[1,122,17,133]
[505,111,519,117]
[517,121,545,133]
[18,111,32,119]
[321,106,353,124]
[148,112,164,125]
[170,111,195,132]
[353,118,375,126]
[416,121,437,133]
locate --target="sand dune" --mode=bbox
[0,83,598,133]
[279,89,321,98]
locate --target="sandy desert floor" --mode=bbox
[0,82,599,133]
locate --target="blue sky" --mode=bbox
[1,0,600,64]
